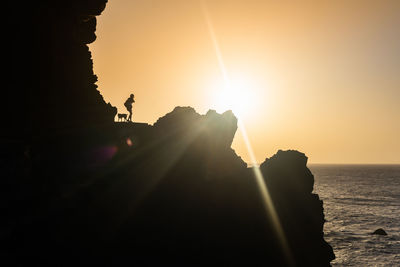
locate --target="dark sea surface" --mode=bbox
[310,164,400,266]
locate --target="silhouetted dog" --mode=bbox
[117,113,127,122]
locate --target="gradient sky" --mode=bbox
[90,0,400,164]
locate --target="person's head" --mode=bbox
[130,94,134,98]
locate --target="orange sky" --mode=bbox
[90,0,400,164]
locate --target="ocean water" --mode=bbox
[310,164,400,266]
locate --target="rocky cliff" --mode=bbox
[2,106,334,266]
[2,1,334,266]
[4,0,116,139]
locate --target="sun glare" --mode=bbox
[212,76,257,119]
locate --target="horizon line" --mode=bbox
[247,162,400,166]
[308,162,400,165]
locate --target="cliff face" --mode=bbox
[260,150,336,265]
[4,106,334,266]
[4,0,116,139]
[102,108,335,266]
[2,2,334,266]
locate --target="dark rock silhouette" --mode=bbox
[260,150,335,265]
[1,106,335,266]
[370,228,388,235]
[2,1,335,266]
[4,0,116,140]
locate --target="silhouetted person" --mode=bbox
[124,93,135,122]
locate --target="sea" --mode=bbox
[310,164,400,267]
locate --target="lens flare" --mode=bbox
[202,1,294,265]
[126,137,133,146]
[239,120,294,266]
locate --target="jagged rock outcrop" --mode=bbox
[154,107,238,150]
[4,0,116,139]
[2,0,116,214]
[108,109,334,266]
[2,1,335,266]
[151,107,246,172]
[2,105,335,266]
[260,150,335,265]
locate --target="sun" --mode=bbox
[211,76,257,119]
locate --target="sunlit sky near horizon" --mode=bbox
[90,0,400,164]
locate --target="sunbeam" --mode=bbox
[239,119,295,266]
[202,1,294,265]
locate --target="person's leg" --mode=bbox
[128,111,132,122]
